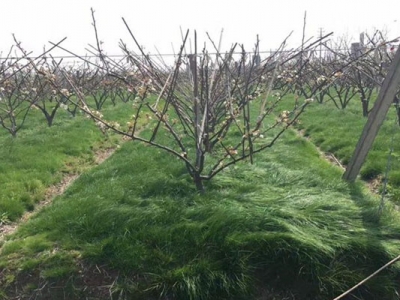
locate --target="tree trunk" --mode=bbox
[193,173,205,194]
[361,98,369,117]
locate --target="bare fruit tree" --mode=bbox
[0,37,66,136]
[41,10,338,193]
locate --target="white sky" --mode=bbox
[1,0,399,61]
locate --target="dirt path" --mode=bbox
[0,147,118,243]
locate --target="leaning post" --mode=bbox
[343,45,400,181]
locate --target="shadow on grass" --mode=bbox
[344,182,400,299]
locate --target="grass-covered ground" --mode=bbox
[0,100,134,223]
[296,96,400,201]
[1,92,400,299]
[0,93,400,300]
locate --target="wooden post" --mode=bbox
[343,46,400,181]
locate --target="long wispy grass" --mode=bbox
[2,111,400,299]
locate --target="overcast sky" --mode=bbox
[0,0,399,61]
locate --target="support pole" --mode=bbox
[343,46,400,181]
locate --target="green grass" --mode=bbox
[0,100,133,222]
[2,93,400,299]
[1,119,400,299]
[295,95,400,186]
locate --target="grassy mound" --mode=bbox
[1,127,400,299]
